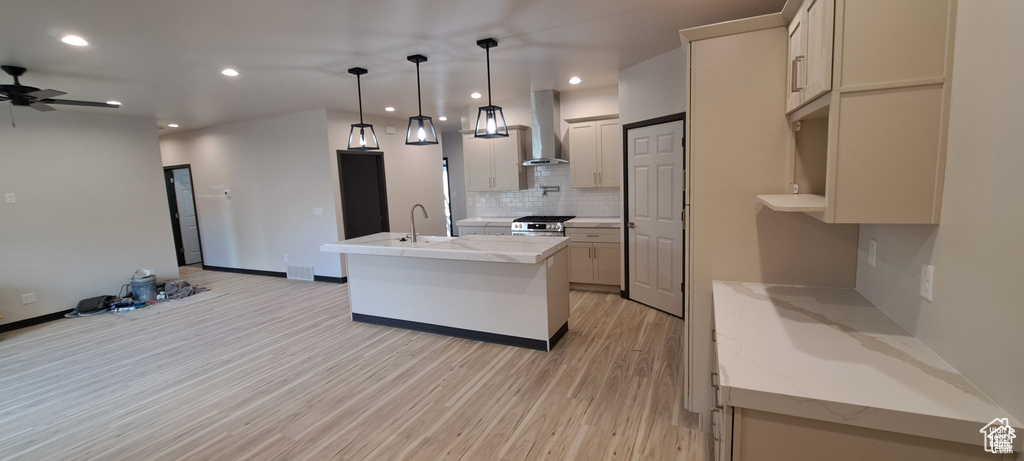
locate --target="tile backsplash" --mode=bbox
[468,164,621,218]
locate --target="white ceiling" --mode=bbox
[1,0,784,133]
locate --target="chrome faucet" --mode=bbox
[410,204,428,242]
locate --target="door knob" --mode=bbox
[627,222,636,228]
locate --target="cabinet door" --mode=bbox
[597,119,622,187]
[569,122,599,188]
[491,131,524,191]
[592,243,621,285]
[786,9,807,113]
[568,243,594,283]
[803,0,834,103]
[463,134,493,191]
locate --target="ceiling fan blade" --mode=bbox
[25,89,66,99]
[42,98,119,108]
[29,101,56,112]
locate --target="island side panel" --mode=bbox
[545,248,570,341]
[346,253,553,343]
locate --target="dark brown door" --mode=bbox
[338,151,389,239]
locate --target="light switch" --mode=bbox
[313,208,324,216]
[868,239,877,267]
[5,193,15,204]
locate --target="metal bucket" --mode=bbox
[130,275,157,301]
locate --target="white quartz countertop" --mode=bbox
[321,232,568,264]
[456,217,620,228]
[563,217,620,228]
[712,281,1022,450]
[455,217,516,226]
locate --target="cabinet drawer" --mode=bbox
[566,228,618,243]
[459,225,486,236]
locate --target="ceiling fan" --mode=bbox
[1,65,120,112]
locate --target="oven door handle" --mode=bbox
[511,230,564,237]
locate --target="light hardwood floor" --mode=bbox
[0,267,703,460]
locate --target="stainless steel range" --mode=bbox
[511,215,575,237]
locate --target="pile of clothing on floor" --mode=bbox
[65,280,208,317]
[162,280,207,300]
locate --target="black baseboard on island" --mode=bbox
[352,313,568,352]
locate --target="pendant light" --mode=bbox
[474,38,508,138]
[405,54,438,145]
[347,67,379,151]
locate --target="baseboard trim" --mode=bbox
[201,265,346,284]
[313,275,347,284]
[352,313,567,352]
[0,310,74,334]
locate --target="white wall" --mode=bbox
[0,110,178,324]
[327,109,446,238]
[618,47,687,125]
[856,2,1024,420]
[160,109,343,278]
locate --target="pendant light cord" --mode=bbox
[485,45,493,106]
[416,61,423,116]
[356,74,364,124]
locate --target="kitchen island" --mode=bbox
[321,233,570,351]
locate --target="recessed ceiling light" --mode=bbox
[167,123,179,128]
[221,68,239,77]
[568,76,582,85]
[106,100,121,106]
[470,92,482,99]
[438,116,448,121]
[385,106,396,112]
[61,35,89,47]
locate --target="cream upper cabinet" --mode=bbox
[461,126,528,192]
[786,0,834,113]
[763,0,956,224]
[567,116,621,188]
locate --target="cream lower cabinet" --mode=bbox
[567,228,620,285]
[462,126,528,192]
[458,224,509,236]
[567,116,621,188]
[715,407,1004,461]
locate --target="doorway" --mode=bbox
[622,113,686,318]
[338,150,390,239]
[163,165,204,267]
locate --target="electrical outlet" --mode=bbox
[21,293,37,304]
[868,239,877,267]
[284,254,289,263]
[920,264,935,302]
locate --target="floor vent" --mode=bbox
[286,265,314,281]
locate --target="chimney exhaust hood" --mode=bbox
[523,89,567,166]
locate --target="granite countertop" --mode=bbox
[456,217,620,228]
[321,232,569,264]
[712,281,1022,450]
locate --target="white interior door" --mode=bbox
[173,168,203,265]
[627,121,684,317]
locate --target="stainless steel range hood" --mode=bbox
[523,89,566,166]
